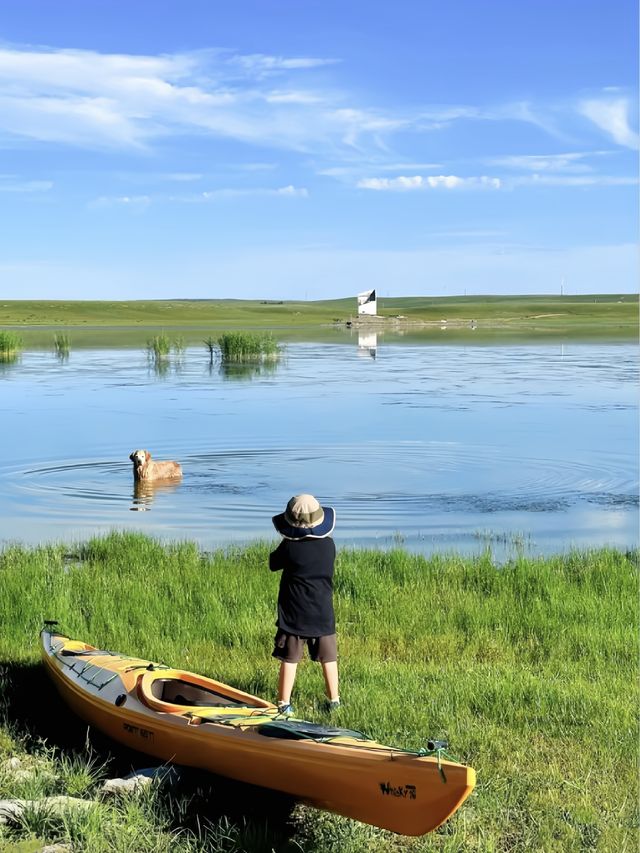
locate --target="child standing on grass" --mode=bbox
[269,494,340,715]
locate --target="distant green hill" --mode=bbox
[0,295,637,344]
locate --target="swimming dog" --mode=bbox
[129,450,182,482]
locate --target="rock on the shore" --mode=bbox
[101,765,181,795]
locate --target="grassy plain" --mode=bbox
[0,295,637,347]
[0,534,637,852]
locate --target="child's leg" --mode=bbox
[277,661,298,705]
[321,660,339,702]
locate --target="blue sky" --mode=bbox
[0,0,637,299]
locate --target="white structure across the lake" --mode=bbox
[357,289,377,316]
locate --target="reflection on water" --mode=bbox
[358,332,377,359]
[149,358,186,378]
[131,478,182,512]
[0,342,637,557]
[219,360,280,381]
[0,354,20,368]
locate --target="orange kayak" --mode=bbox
[40,626,475,835]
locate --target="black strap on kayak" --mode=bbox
[256,720,372,743]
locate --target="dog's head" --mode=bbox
[129,449,151,468]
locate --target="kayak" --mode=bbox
[40,625,475,836]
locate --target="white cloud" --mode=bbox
[200,184,309,199]
[0,45,411,155]
[265,90,325,104]
[513,173,638,187]
[579,97,639,149]
[358,174,501,190]
[0,42,635,171]
[229,54,339,76]
[89,185,308,206]
[491,152,608,172]
[88,194,151,210]
[163,172,203,182]
[275,184,308,196]
[0,175,52,192]
[318,162,443,179]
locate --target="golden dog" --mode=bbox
[129,450,182,482]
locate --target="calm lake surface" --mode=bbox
[1,340,637,558]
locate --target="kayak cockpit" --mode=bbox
[149,677,249,707]
[137,670,274,714]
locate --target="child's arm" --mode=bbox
[269,540,288,572]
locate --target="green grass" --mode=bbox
[146,333,172,360]
[0,330,22,362]
[52,333,70,359]
[0,534,637,851]
[0,295,637,346]
[218,331,282,363]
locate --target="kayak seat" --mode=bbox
[257,720,370,742]
[150,678,253,708]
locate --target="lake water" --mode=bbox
[0,340,637,558]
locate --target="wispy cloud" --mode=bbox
[578,97,639,149]
[0,43,636,174]
[490,151,609,172]
[163,172,203,182]
[0,45,393,154]
[358,174,501,190]
[89,184,308,207]
[0,174,53,192]
[229,53,340,76]
[201,184,308,199]
[88,194,151,210]
[512,174,638,187]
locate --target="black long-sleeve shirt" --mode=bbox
[269,537,336,637]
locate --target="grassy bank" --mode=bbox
[0,295,637,345]
[0,535,637,851]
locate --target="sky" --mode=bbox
[0,0,637,300]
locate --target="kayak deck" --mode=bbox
[41,628,476,835]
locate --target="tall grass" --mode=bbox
[0,331,22,362]
[146,334,185,375]
[218,332,281,363]
[146,334,171,361]
[53,333,70,360]
[204,336,217,365]
[0,535,637,851]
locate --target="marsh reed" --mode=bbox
[146,333,171,361]
[53,333,71,359]
[218,331,281,363]
[0,331,22,362]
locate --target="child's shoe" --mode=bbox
[325,698,341,712]
[277,702,294,716]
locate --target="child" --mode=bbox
[270,494,339,715]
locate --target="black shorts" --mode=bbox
[272,630,337,663]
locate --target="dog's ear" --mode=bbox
[145,451,151,461]
[129,452,135,461]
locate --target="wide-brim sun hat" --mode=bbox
[273,494,336,540]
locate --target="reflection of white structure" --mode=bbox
[358,331,377,359]
[357,289,377,315]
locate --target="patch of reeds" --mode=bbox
[0,331,22,363]
[146,336,186,378]
[203,336,217,365]
[0,535,636,851]
[53,333,71,360]
[217,331,281,364]
[146,334,171,362]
